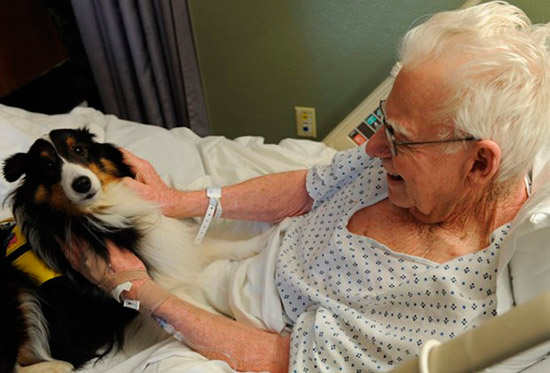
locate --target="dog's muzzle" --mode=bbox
[62,163,101,204]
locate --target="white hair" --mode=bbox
[398,1,550,182]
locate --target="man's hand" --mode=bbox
[60,238,149,297]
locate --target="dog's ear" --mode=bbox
[100,143,135,178]
[78,126,96,141]
[3,153,28,182]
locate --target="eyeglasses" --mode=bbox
[378,100,480,157]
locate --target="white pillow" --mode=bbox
[492,155,550,372]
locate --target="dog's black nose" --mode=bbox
[72,176,92,193]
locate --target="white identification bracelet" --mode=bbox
[111,281,132,303]
[111,281,141,310]
[194,187,222,245]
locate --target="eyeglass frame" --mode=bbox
[378,100,480,157]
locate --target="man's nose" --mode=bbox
[365,127,392,158]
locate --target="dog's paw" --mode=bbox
[17,360,74,373]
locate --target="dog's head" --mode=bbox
[3,128,133,214]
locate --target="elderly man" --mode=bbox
[63,1,550,372]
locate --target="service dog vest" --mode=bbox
[3,222,61,285]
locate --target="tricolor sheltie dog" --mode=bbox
[1,128,248,372]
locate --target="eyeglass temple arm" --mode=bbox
[393,137,480,146]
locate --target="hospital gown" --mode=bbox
[276,144,509,372]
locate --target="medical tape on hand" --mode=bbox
[103,272,171,314]
[97,269,149,300]
[135,279,173,317]
[194,187,222,245]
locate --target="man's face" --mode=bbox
[366,60,474,223]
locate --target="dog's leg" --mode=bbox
[16,293,53,367]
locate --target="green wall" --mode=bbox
[188,0,549,144]
[506,0,550,24]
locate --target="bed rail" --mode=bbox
[391,292,550,373]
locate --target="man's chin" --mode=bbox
[387,189,412,209]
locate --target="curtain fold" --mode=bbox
[71,0,209,135]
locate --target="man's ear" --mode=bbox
[3,153,28,182]
[467,140,501,185]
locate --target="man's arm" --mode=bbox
[61,240,290,373]
[136,283,290,373]
[121,149,313,222]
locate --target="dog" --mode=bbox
[1,128,248,372]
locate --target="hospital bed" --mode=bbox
[0,101,549,372]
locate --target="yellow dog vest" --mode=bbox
[5,224,61,285]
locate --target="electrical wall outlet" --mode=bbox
[295,106,316,138]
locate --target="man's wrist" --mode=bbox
[121,278,172,316]
[121,278,149,300]
[164,188,187,218]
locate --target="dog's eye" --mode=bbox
[42,159,55,171]
[74,146,84,155]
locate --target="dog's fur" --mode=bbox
[1,128,248,372]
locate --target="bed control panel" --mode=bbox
[322,63,401,151]
[347,106,384,146]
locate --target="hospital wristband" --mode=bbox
[194,187,222,245]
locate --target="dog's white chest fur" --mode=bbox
[90,183,204,293]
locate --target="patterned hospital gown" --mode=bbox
[275,144,510,372]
